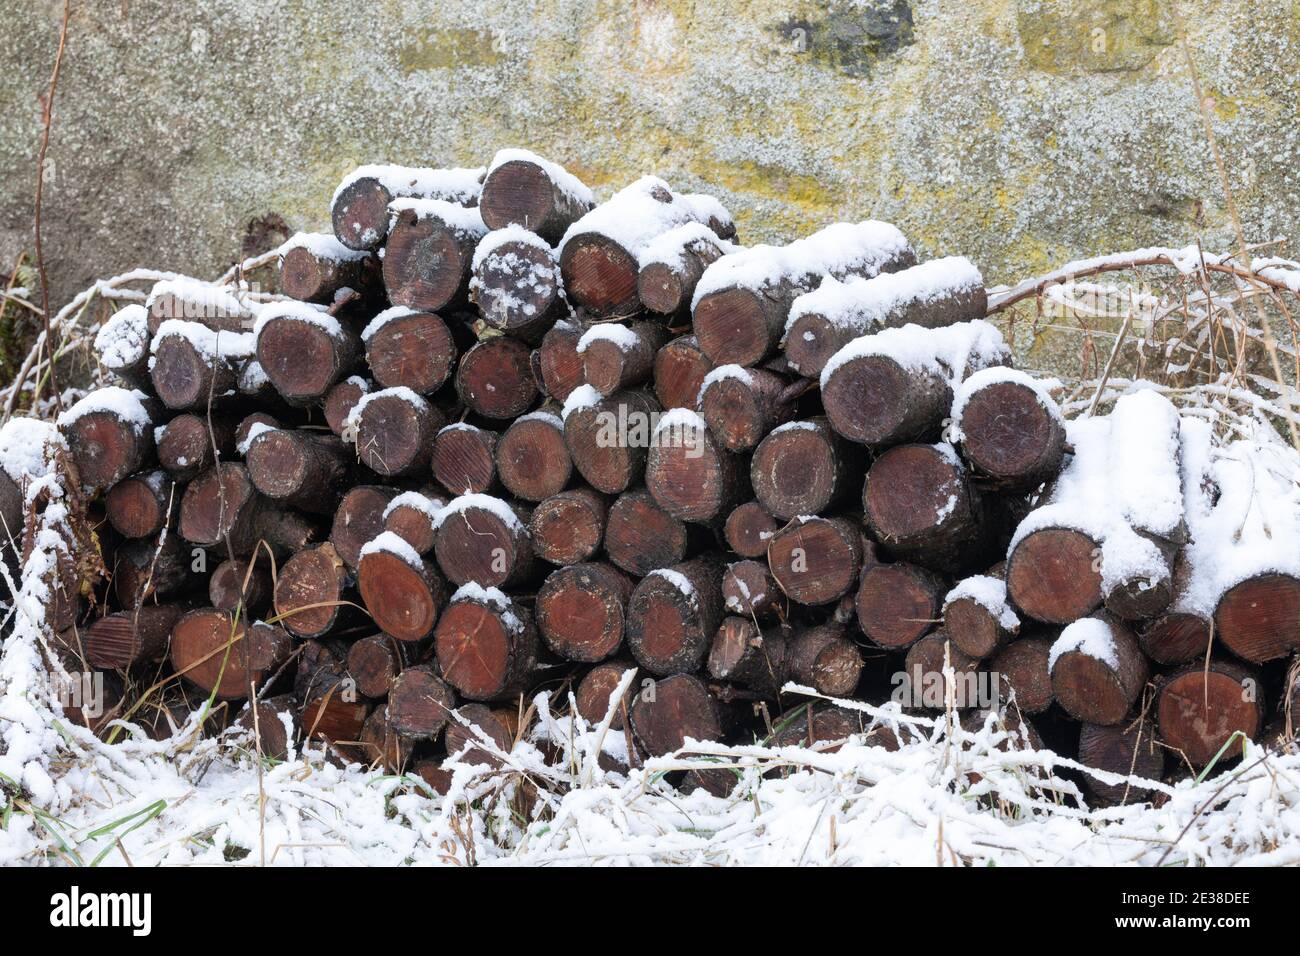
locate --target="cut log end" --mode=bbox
[1006,528,1103,625]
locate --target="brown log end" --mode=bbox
[856,562,945,650]
[1006,528,1103,624]
[1214,573,1300,663]
[537,562,632,663]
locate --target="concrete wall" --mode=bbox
[1,0,1295,317]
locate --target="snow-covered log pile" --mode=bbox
[2,147,1299,865]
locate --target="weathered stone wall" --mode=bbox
[1,0,1295,313]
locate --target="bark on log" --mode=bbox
[347,633,417,699]
[496,411,572,502]
[532,319,587,402]
[113,533,191,609]
[357,708,415,772]
[434,588,538,701]
[179,463,321,558]
[943,571,1018,660]
[157,414,234,484]
[362,309,458,395]
[279,238,377,305]
[626,556,725,676]
[654,334,714,411]
[696,365,796,453]
[169,608,292,700]
[479,154,592,243]
[722,559,782,618]
[330,165,481,251]
[274,542,356,640]
[1049,615,1149,726]
[954,376,1066,493]
[62,398,159,492]
[638,231,730,319]
[767,515,864,606]
[1139,611,1212,666]
[1157,659,1262,767]
[322,377,368,437]
[750,418,858,520]
[856,561,946,650]
[149,326,240,412]
[707,616,789,697]
[382,491,444,556]
[537,561,634,663]
[528,487,606,566]
[455,336,538,420]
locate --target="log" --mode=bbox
[59,388,158,492]
[434,586,538,701]
[528,487,606,566]
[179,462,320,558]
[626,557,726,676]
[769,701,893,752]
[697,365,796,453]
[863,443,999,574]
[479,150,592,242]
[208,558,272,617]
[750,419,858,520]
[537,562,634,662]
[413,759,455,794]
[361,307,458,395]
[232,694,295,761]
[431,423,499,496]
[722,559,782,619]
[1214,572,1300,663]
[347,633,416,699]
[432,494,534,589]
[603,488,700,576]
[693,220,914,367]
[900,630,984,709]
[942,571,1019,660]
[1157,659,1262,767]
[443,703,519,768]
[989,636,1054,715]
[300,684,370,755]
[1006,527,1104,625]
[383,200,486,312]
[278,233,375,305]
[1139,611,1212,666]
[357,533,449,643]
[170,608,292,700]
[531,319,587,402]
[783,256,985,378]
[638,224,731,318]
[1078,721,1165,804]
[322,377,369,437]
[1049,616,1149,726]
[787,624,864,697]
[856,561,946,650]
[274,542,356,640]
[575,659,637,729]
[767,515,864,606]
[496,410,572,502]
[707,616,789,696]
[149,321,244,411]
[382,490,444,556]
[723,501,779,559]
[348,387,444,477]
[563,387,661,495]
[113,533,191,609]
[455,336,538,420]
[952,369,1065,493]
[578,321,669,396]
[255,302,360,404]
[645,409,745,523]
[93,303,151,388]
[105,470,175,539]
[246,427,351,514]
[471,229,569,342]
[330,163,482,251]
[157,413,235,483]
[357,708,415,772]
[330,485,399,573]
[561,177,733,319]
[629,673,725,756]
[820,321,1007,447]
[387,664,458,739]
[654,334,714,411]
[85,604,185,669]
[145,278,251,335]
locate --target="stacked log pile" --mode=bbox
[26,146,1300,806]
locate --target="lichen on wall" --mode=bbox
[0,0,1295,376]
